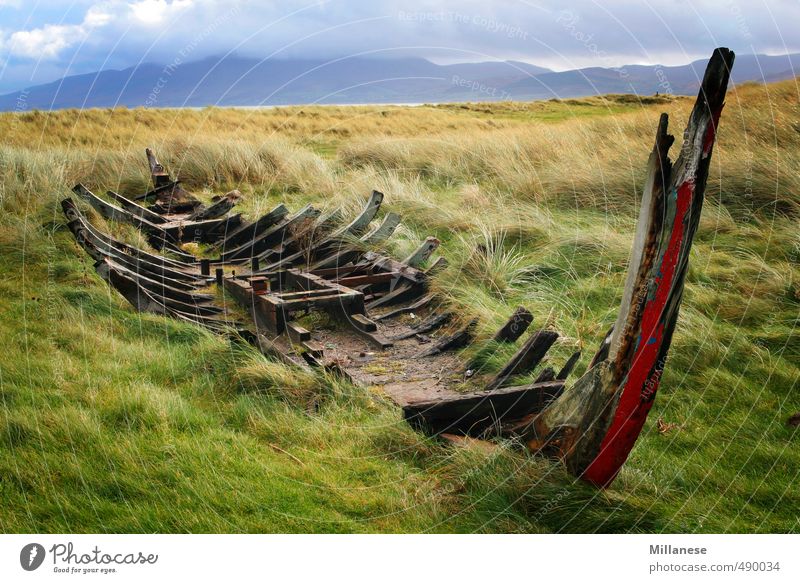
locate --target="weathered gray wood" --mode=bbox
[403,236,440,268]
[142,148,203,212]
[219,204,318,262]
[362,212,401,245]
[332,190,383,237]
[160,213,243,244]
[145,147,170,187]
[61,198,198,269]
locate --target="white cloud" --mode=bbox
[129,0,192,26]
[1,0,193,60]
[7,24,77,59]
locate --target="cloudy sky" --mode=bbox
[0,0,797,93]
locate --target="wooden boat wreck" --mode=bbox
[61,48,734,488]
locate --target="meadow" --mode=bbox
[0,79,798,533]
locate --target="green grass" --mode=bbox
[1,82,798,532]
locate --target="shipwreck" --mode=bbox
[61,48,735,488]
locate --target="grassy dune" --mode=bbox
[1,79,798,533]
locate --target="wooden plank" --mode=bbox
[301,340,324,358]
[219,205,317,262]
[372,294,434,321]
[361,212,401,245]
[415,318,477,358]
[403,380,564,436]
[63,216,206,288]
[485,330,558,391]
[187,190,242,221]
[160,214,242,243]
[334,271,398,287]
[350,313,377,332]
[492,306,533,343]
[310,212,402,271]
[106,190,167,223]
[215,203,289,250]
[332,190,383,237]
[391,311,451,340]
[286,322,311,343]
[556,350,582,380]
[61,198,198,270]
[403,236,440,268]
[72,184,174,240]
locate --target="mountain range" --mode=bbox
[1,52,797,110]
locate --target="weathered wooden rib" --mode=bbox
[415,318,477,358]
[62,199,207,284]
[213,203,289,250]
[517,47,735,487]
[403,237,440,268]
[73,184,175,240]
[556,351,582,380]
[258,210,347,271]
[106,260,217,307]
[359,240,436,309]
[310,212,401,270]
[493,307,534,343]
[484,330,559,391]
[65,218,208,289]
[106,190,168,224]
[260,193,383,271]
[403,380,564,436]
[95,259,230,330]
[331,191,384,238]
[218,204,318,262]
[63,212,201,281]
[62,198,196,268]
[361,212,401,245]
[159,213,243,244]
[187,190,242,221]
